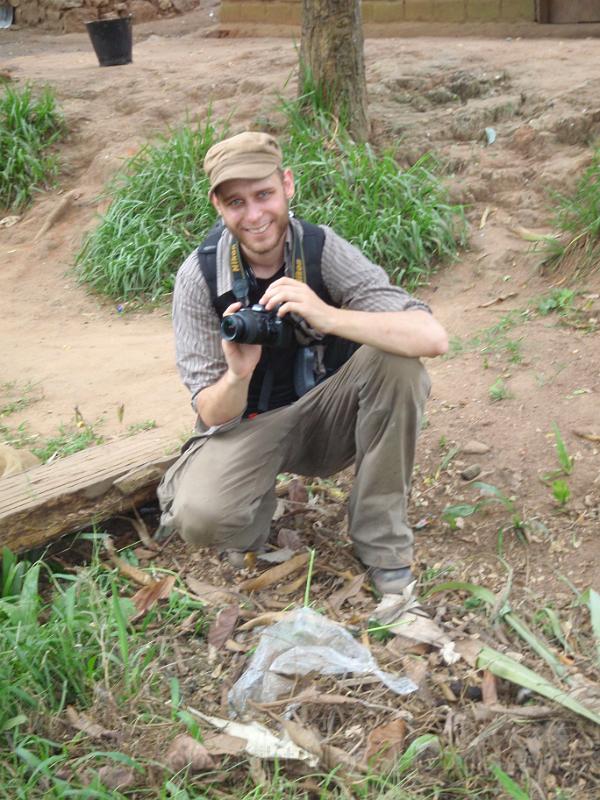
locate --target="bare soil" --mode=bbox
[1,5,600,795]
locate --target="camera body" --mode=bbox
[221,304,293,348]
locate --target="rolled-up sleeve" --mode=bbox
[319,225,431,314]
[172,251,226,404]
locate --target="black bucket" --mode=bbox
[85,16,132,67]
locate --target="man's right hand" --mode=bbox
[195,303,261,427]
[221,302,262,379]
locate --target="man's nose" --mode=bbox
[244,200,263,223]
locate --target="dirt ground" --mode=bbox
[1,6,600,792]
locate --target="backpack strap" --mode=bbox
[297,220,331,305]
[196,220,238,319]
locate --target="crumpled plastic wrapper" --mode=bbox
[229,607,418,715]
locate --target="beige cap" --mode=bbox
[204,131,283,194]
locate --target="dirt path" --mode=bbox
[1,9,599,597]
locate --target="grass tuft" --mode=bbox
[545,149,600,276]
[0,83,65,210]
[75,119,222,300]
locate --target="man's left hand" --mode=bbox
[259,277,335,334]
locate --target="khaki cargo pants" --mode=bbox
[157,346,431,569]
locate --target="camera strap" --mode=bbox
[230,242,250,306]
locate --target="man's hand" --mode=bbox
[260,278,333,334]
[221,302,262,378]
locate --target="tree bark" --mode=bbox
[300,0,369,142]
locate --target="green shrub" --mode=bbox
[0,83,65,210]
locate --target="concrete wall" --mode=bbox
[220,0,536,25]
[14,0,198,33]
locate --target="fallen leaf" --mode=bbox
[481,670,498,705]
[287,478,308,503]
[479,292,517,308]
[327,573,365,613]
[238,611,291,631]
[282,718,363,774]
[96,765,136,790]
[207,604,240,651]
[131,574,176,620]
[128,509,160,551]
[65,706,119,741]
[277,528,303,550]
[185,577,240,605]
[238,552,309,592]
[203,733,247,755]
[133,547,159,560]
[364,718,407,770]
[257,547,296,564]
[573,429,600,443]
[104,537,152,586]
[248,756,269,787]
[165,734,215,773]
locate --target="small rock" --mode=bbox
[461,440,491,455]
[461,464,481,481]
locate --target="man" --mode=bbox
[157,131,448,594]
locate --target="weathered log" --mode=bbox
[0,429,181,553]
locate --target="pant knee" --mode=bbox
[358,347,431,400]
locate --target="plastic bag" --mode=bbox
[229,607,417,715]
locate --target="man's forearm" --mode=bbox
[325,308,448,358]
[195,370,251,427]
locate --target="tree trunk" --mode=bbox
[300,0,369,142]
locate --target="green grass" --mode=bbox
[76,94,466,301]
[0,83,65,211]
[75,119,222,300]
[546,148,600,275]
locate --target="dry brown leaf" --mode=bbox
[185,577,240,605]
[327,573,365,613]
[481,669,498,705]
[104,537,152,586]
[237,611,291,631]
[364,718,407,770]
[207,604,240,651]
[238,552,309,592]
[165,734,215,773]
[287,478,308,504]
[203,732,247,756]
[573,429,600,442]
[248,756,269,788]
[282,719,362,774]
[277,528,303,551]
[131,574,176,619]
[479,292,518,308]
[277,572,309,596]
[133,547,159,560]
[65,706,119,741]
[128,510,160,551]
[96,765,136,791]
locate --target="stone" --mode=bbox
[462,440,491,455]
[461,464,482,481]
[171,0,197,12]
[130,0,158,21]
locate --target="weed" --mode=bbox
[490,764,530,799]
[489,377,512,402]
[0,83,65,210]
[552,479,571,506]
[551,422,574,475]
[0,381,43,417]
[537,288,575,316]
[0,420,37,449]
[32,421,103,463]
[126,419,157,435]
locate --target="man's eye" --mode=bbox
[228,199,243,207]
[258,190,272,199]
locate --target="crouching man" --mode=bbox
[157,131,448,594]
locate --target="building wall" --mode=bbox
[220,0,536,25]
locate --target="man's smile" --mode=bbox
[243,221,271,235]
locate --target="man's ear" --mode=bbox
[282,168,295,201]
[209,191,222,215]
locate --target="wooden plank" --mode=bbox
[0,429,181,553]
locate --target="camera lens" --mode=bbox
[221,315,246,342]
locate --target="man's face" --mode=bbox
[211,169,295,263]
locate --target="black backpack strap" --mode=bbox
[196,221,237,319]
[298,220,332,305]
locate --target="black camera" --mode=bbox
[221,304,293,348]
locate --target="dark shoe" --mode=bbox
[369,566,414,595]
